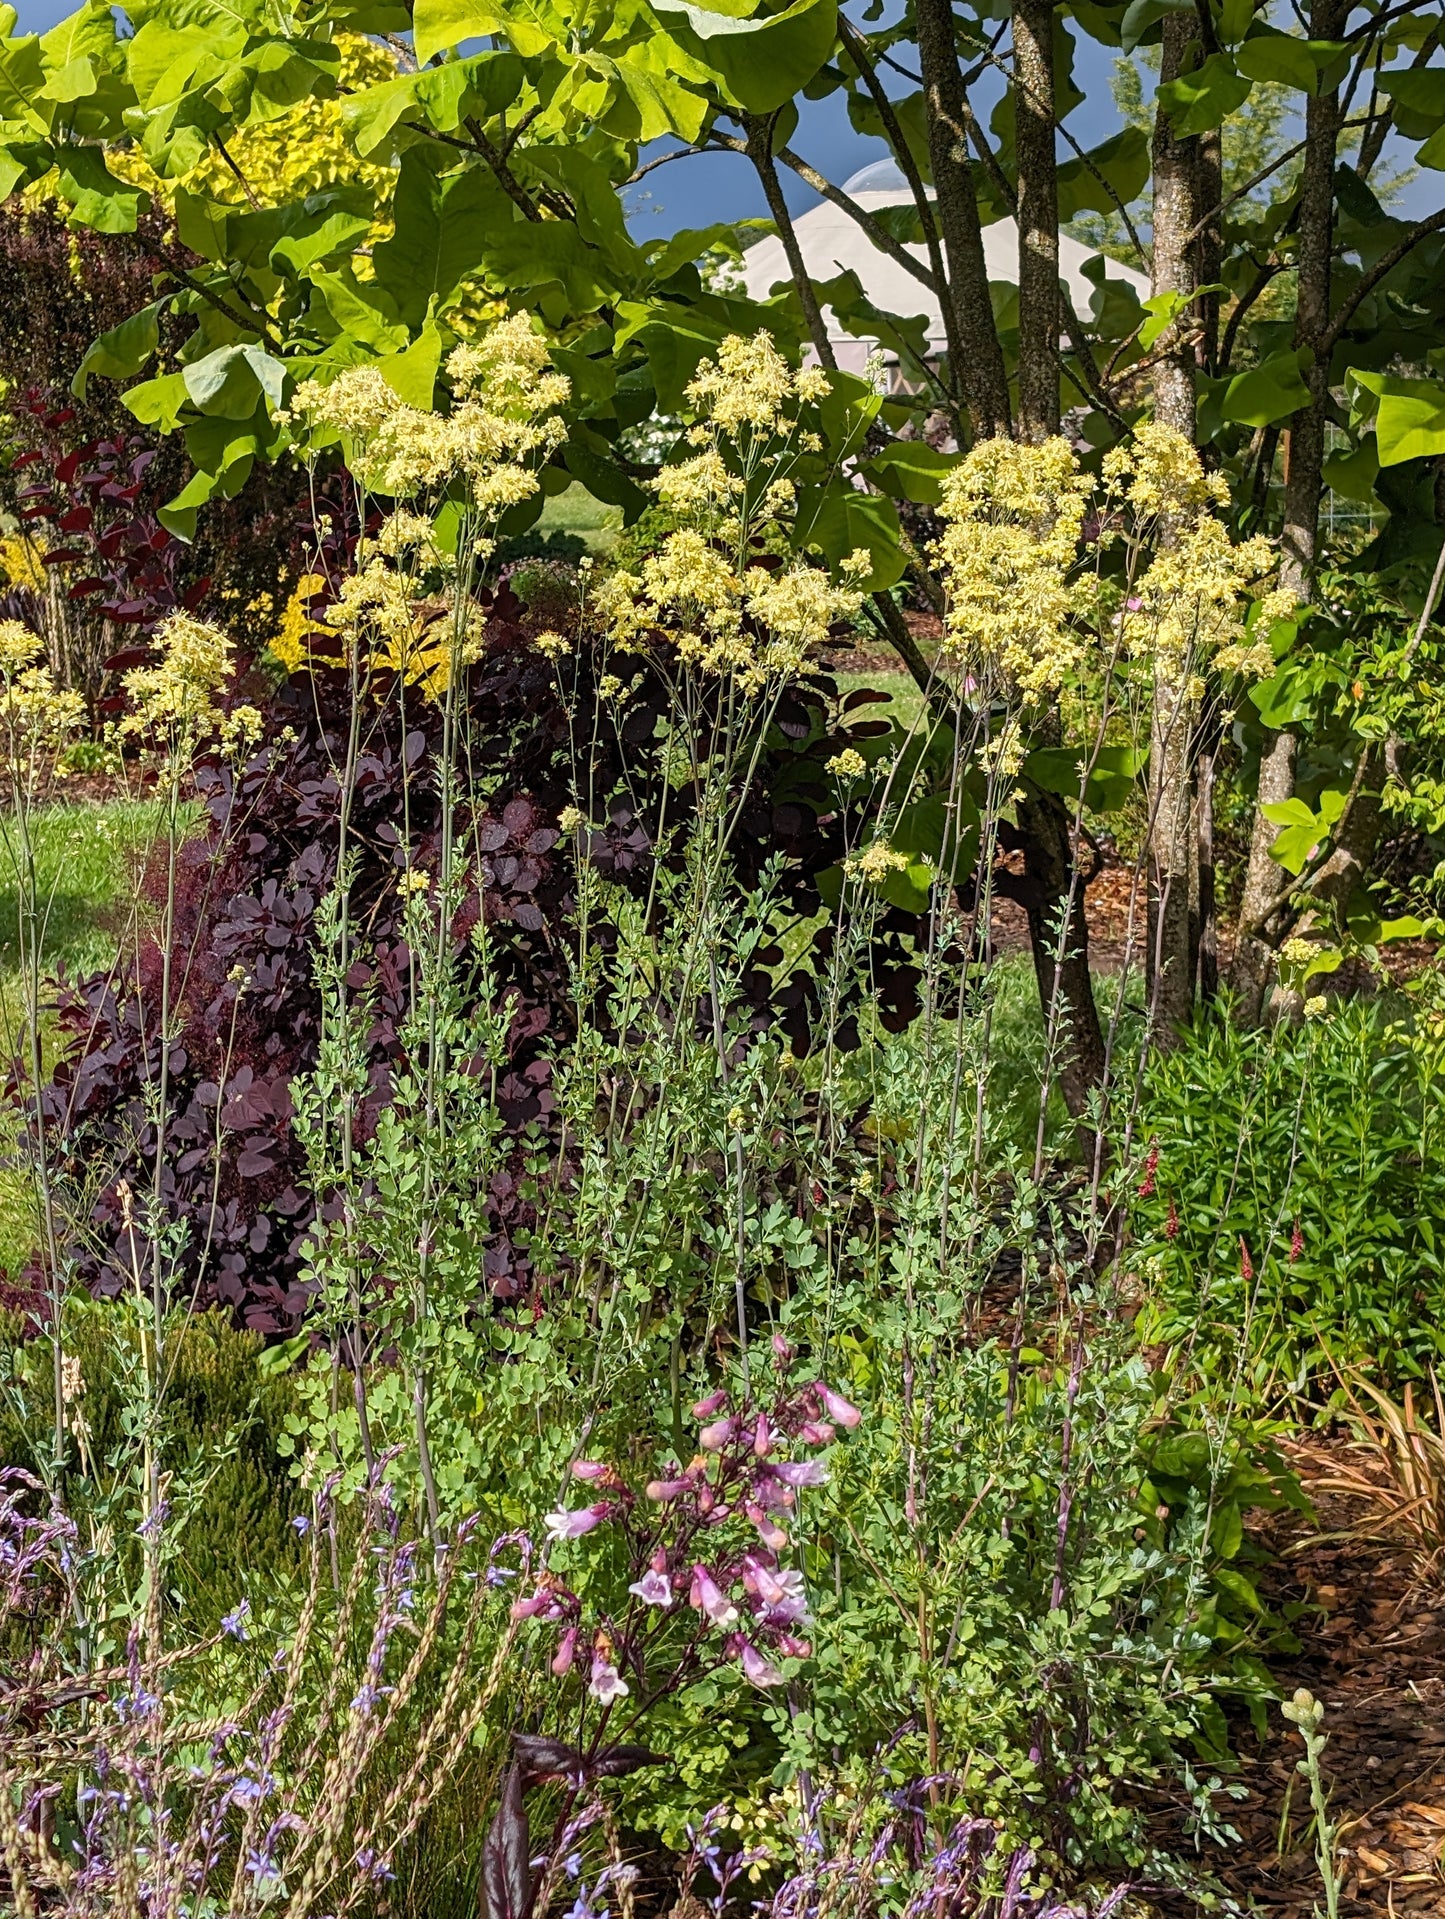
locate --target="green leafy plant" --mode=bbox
[1133,999,1445,1387]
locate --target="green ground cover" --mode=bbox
[0,797,165,1276]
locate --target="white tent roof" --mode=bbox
[742,160,1150,365]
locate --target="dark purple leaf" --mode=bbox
[479,1766,532,1919]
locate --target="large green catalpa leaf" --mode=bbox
[796,482,905,592]
[1158,51,1251,134]
[73,301,165,396]
[1023,745,1145,814]
[1055,126,1149,220]
[1376,63,1445,137]
[1233,26,1347,95]
[1220,347,1314,428]
[1350,370,1445,466]
[649,0,836,115]
[339,50,526,156]
[53,143,148,230]
[412,0,563,63]
[371,153,519,328]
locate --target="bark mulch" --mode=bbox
[1148,1435,1445,1916]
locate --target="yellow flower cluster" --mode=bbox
[934,437,1090,701]
[0,620,85,755]
[684,333,830,438]
[1107,428,1294,686]
[595,546,863,693]
[935,425,1292,706]
[593,333,863,693]
[844,839,912,884]
[1131,519,1289,684]
[324,550,485,700]
[119,613,260,758]
[826,747,867,779]
[1102,420,1230,521]
[289,315,569,530]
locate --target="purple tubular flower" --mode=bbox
[689,1566,740,1628]
[767,1459,828,1489]
[796,1420,835,1445]
[771,1333,795,1364]
[744,1561,809,1622]
[746,1502,789,1550]
[588,1659,629,1704]
[692,1389,729,1418]
[817,1384,862,1429]
[570,1460,610,1481]
[552,1627,579,1676]
[220,1600,250,1641]
[645,1477,689,1501]
[699,1417,739,1452]
[510,1589,556,1621]
[736,1639,785,1688]
[627,1568,673,1608]
[137,1499,171,1538]
[752,1414,773,1457]
[544,1505,606,1543]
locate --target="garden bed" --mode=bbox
[1149,1438,1445,1915]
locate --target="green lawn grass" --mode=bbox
[833,666,928,735]
[537,482,623,553]
[0,797,168,1277]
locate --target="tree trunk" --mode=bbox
[1231,729,1298,1022]
[915,0,1012,440]
[1196,123,1222,376]
[1012,0,1059,440]
[1145,10,1199,1045]
[1229,0,1346,1017]
[1014,784,1108,1121]
[746,117,839,374]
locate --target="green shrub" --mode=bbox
[1132,998,1445,1389]
[0,1301,303,1621]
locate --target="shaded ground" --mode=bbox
[1150,1437,1445,1915]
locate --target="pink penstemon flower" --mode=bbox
[766,1459,828,1489]
[816,1384,862,1429]
[733,1637,785,1688]
[699,1415,741,1452]
[522,1371,862,1757]
[628,1567,673,1608]
[588,1657,629,1704]
[552,1627,579,1676]
[544,1504,607,1542]
[746,1502,789,1550]
[743,1559,809,1623]
[690,1565,740,1628]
